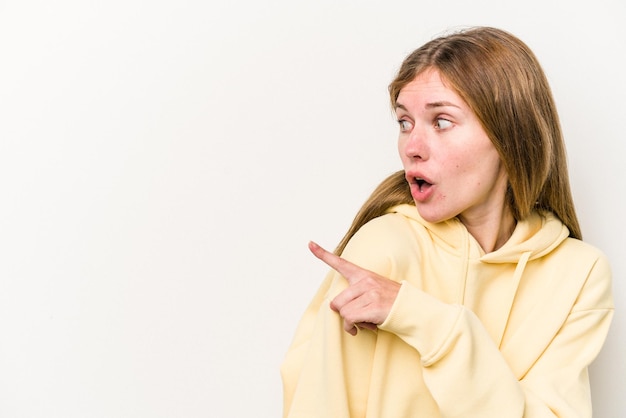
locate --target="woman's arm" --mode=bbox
[379,253,613,417]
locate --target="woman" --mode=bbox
[281,27,613,417]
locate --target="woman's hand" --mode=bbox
[309,241,401,336]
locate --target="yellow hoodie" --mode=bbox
[281,204,613,417]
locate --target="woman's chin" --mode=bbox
[415,206,454,224]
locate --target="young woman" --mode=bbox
[281,27,613,417]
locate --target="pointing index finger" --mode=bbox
[308,241,360,283]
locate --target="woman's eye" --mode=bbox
[435,118,452,130]
[398,119,413,132]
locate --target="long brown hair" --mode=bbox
[334,170,412,255]
[336,27,581,254]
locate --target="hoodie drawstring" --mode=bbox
[497,250,532,348]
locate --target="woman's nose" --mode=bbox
[401,129,428,160]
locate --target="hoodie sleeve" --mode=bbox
[280,219,397,418]
[378,251,614,418]
[281,212,437,417]
[280,267,378,418]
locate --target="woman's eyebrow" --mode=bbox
[425,101,460,109]
[394,103,408,112]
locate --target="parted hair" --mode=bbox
[335,26,581,255]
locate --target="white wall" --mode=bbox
[0,1,623,417]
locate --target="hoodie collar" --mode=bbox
[389,204,570,263]
[480,210,570,264]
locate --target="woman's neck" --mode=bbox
[460,208,516,253]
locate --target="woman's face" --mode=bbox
[395,69,509,226]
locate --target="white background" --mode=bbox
[0,1,624,417]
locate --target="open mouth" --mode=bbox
[414,177,432,193]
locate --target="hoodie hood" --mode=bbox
[389,204,570,264]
